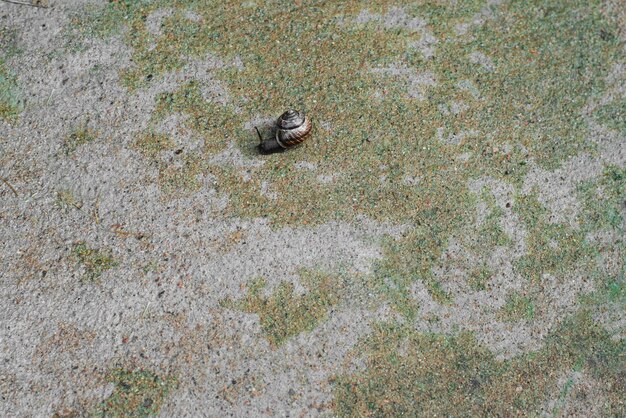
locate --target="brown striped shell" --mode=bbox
[275,109,312,148]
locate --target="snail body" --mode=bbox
[257,109,311,154]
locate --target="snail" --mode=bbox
[255,109,312,154]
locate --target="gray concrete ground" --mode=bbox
[1,0,624,416]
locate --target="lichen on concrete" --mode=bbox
[94,369,176,417]
[0,27,22,121]
[72,242,118,282]
[221,270,343,346]
[333,312,625,416]
[64,124,97,155]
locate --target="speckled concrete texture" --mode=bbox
[1,0,624,416]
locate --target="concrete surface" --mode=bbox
[0,0,624,416]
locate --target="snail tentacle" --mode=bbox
[254,126,263,144]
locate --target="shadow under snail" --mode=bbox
[255,109,312,154]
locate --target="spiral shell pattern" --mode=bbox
[275,109,312,148]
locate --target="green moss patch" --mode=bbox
[70,0,622,209]
[578,166,626,232]
[511,166,624,295]
[133,128,204,198]
[133,132,174,159]
[467,265,493,291]
[577,166,625,308]
[222,270,342,346]
[595,100,625,136]
[69,0,165,45]
[64,125,97,155]
[157,154,205,197]
[56,190,83,212]
[515,192,596,283]
[333,312,625,416]
[72,242,117,281]
[498,292,536,322]
[0,27,22,122]
[95,369,175,417]
[132,123,205,198]
[0,59,22,122]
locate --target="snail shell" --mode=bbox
[276,109,312,148]
[258,109,312,154]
